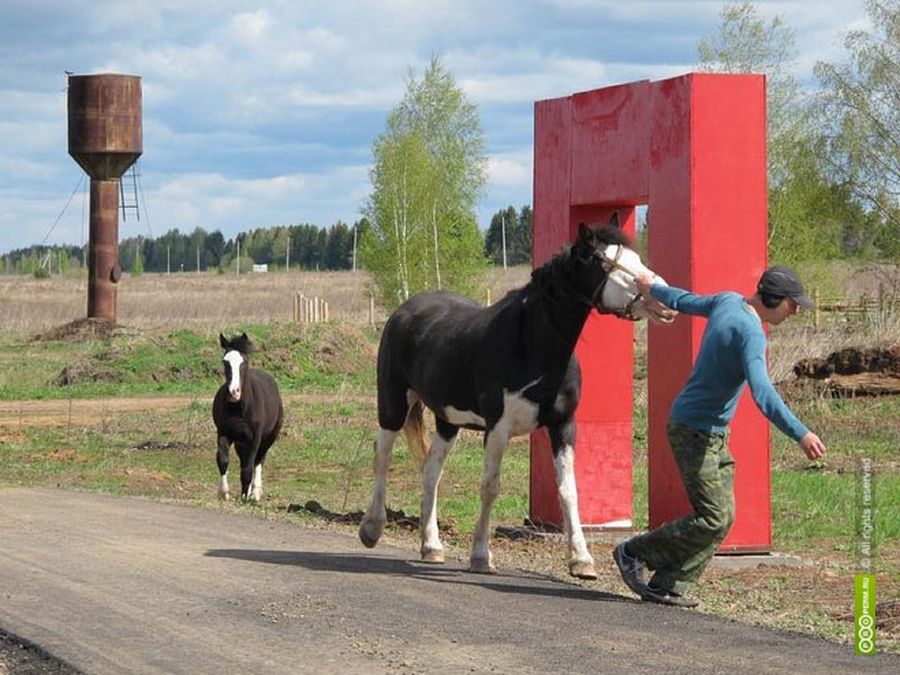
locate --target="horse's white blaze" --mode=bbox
[442,406,486,428]
[223,350,244,401]
[553,445,592,565]
[599,245,674,323]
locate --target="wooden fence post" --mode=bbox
[369,293,376,329]
[813,287,820,331]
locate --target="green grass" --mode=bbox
[2,320,897,652]
[0,323,378,400]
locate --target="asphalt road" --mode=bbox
[0,488,895,674]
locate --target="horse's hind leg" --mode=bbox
[469,422,509,574]
[359,427,399,548]
[549,420,597,579]
[216,435,231,500]
[420,418,459,564]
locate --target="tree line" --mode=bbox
[1,204,531,278]
[8,2,899,294]
[1,220,371,276]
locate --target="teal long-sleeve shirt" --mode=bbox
[649,284,809,442]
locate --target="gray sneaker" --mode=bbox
[641,585,699,608]
[612,543,648,597]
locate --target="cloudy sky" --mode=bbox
[0,0,868,254]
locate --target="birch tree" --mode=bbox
[362,57,487,308]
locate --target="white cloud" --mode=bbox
[226,10,271,46]
[0,0,871,252]
[488,153,531,187]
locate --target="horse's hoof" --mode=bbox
[569,559,598,580]
[218,491,231,501]
[358,518,384,548]
[420,548,445,564]
[468,557,496,574]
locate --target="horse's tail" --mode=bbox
[403,399,428,470]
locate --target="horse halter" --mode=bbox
[587,245,644,321]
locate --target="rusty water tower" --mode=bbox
[67,73,142,322]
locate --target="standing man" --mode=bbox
[614,266,827,607]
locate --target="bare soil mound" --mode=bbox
[31,318,139,343]
[793,345,900,396]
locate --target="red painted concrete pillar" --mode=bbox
[531,74,770,551]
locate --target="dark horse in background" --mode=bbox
[359,214,675,578]
[213,333,284,501]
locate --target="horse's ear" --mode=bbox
[577,222,593,242]
[608,212,620,229]
[219,333,229,350]
[235,333,254,354]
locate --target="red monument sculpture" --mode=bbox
[530,73,770,552]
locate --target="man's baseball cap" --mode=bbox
[757,265,814,309]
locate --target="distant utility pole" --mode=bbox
[196,245,200,274]
[286,236,291,271]
[167,246,170,275]
[236,240,241,275]
[352,224,357,271]
[501,213,508,270]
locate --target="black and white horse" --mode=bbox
[212,333,284,501]
[359,215,675,577]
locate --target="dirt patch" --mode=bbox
[31,318,139,344]
[792,345,900,396]
[129,440,194,452]
[56,361,123,387]
[285,499,458,537]
[0,628,78,674]
[0,394,374,431]
[0,398,199,430]
[309,323,378,374]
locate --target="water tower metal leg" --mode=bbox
[87,179,120,322]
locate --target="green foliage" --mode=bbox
[814,0,900,259]
[484,205,532,266]
[697,2,870,263]
[362,56,488,308]
[768,134,845,263]
[131,247,144,277]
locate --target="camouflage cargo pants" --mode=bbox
[628,420,736,596]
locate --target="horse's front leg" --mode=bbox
[238,433,262,501]
[251,463,263,501]
[469,421,509,574]
[216,435,232,500]
[549,419,597,579]
[420,419,459,564]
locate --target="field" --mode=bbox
[0,266,898,654]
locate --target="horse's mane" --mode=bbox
[528,224,631,293]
